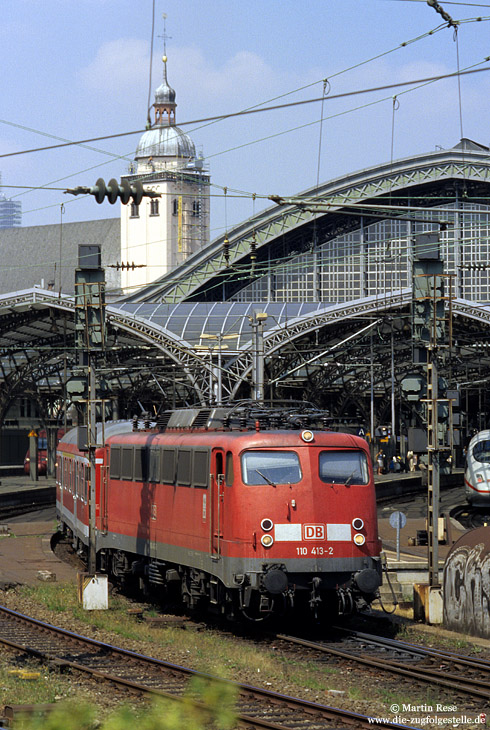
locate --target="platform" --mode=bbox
[0,475,55,521]
[0,522,77,588]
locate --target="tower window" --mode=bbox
[172,199,178,216]
[130,203,139,218]
[150,199,159,216]
[192,201,201,217]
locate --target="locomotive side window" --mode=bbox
[110,446,121,479]
[193,449,209,488]
[121,447,133,480]
[161,447,176,484]
[241,451,302,485]
[177,448,192,486]
[225,451,234,486]
[133,446,148,482]
[148,447,160,482]
[473,439,490,463]
[319,450,369,485]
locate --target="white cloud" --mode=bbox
[170,47,279,101]
[78,38,149,94]
[79,39,318,118]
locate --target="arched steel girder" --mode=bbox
[225,291,410,398]
[221,290,490,401]
[125,143,490,304]
[0,289,216,411]
[0,349,69,426]
[1,289,490,419]
[105,312,211,405]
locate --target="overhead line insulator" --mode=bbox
[65,178,161,205]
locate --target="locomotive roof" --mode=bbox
[105,427,368,451]
[59,420,137,445]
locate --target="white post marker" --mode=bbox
[389,510,407,561]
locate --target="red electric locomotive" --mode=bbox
[56,408,383,620]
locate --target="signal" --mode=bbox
[65,178,160,205]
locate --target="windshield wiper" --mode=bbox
[343,471,356,486]
[255,469,276,487]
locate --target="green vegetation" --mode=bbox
[395,623,478,654]
[1,660,70,706]
[14,678,237,730]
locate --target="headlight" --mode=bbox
[477,473,484,483]
[261,518,273,531]
[353,533,366,546]
[352,517,364,530]
[301,429,314,442]
[261,534,274,548]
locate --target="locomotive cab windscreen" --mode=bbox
[318,450,369,485]
[241,450,302,485]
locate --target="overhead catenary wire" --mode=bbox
[103,225,490,301]
[392,1,490,6]
[1,65,489,162]
[2,206,485,280]
[6,47,490,224]
[0,19,455,186]
[146,0,157,130]
[3,16,489,222]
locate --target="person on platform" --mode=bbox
[407,450,415,472]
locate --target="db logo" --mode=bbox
[304,524,325,540]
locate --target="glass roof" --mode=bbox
[116,301,333,351]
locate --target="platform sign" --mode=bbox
[389,511,407,529]
[389,511,407,561]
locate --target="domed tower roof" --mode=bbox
[135,49,195,166]
[135,125,196,160]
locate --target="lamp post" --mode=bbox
[249,311,268,401]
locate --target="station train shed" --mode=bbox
[1,139,490,460]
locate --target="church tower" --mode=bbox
[120,25,210,293]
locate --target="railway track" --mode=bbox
[273,627,490,703]
[0,605,406,730]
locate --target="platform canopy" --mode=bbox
[0,288,489,440]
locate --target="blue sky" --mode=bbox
[1,0,490,238]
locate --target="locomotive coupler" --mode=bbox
[309,576,323,611]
